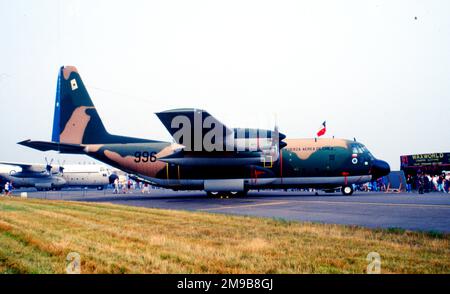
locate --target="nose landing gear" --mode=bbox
[341,185,354,196]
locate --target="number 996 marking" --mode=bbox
[134,151,157,163]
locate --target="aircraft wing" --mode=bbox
[0,161,45,172]
[155,109,233,150]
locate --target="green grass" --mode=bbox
[0,197,449,274]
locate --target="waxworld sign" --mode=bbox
[400,152,450,167]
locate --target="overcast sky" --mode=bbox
[0,0,449,169]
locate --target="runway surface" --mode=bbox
[15,189,450,233]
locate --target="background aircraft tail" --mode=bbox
[51,66,156,145]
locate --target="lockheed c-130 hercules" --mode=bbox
[20,66,390,197]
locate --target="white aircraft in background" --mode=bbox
[0,159,117,192]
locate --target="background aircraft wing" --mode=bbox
[0,161,45,172]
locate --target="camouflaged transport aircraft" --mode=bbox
[20,66,390,197]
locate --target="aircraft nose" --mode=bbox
[371,159,390,180]
[109,173,118,184]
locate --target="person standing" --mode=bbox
[437,174,444,192]
[424,174,430,193]
[4,182,10,196]
[127,179,132,192]
[446,174,450,193]
[431,175,438,192]
[418,174,425,195]
[142,183,150,194]
[121,179,126,194]
[406,174,413,193]
[113,178,119,194]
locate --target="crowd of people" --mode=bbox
[406,173,450,194]
[112,178,154,194]
[353,171,450,194]
[357,178,387,192]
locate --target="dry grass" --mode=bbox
[0,197,449,274]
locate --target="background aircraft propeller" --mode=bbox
[57,160,65,174]
[44,157,54,174]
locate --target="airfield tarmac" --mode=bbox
[15,188,450,233]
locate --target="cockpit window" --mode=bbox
[352,143,375,159]
[351,143,372,157]
[351,144,364,154]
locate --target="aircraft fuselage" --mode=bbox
[81,138,388,193]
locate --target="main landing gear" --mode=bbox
[207,191,248,198]
[341,185,354,196]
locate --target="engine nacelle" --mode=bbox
[35,183,53,189]
[34,177,67,190]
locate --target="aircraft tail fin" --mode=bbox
[52,66,113,144]
[52,66,157,145]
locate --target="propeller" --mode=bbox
[271,115,286,149]
[259,114,282,163]
[270,121,280,162]
[44,157,54,174]
[57,160,65,174]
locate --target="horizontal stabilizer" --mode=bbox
[18,140,85,154]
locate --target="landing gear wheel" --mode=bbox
[342,185,354,196]
[207,191,248,198]
[238,190,249,197]
[207,191,219,198]
[230,191,248,197]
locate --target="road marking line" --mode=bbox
[200,199,450,211]
[293,200,450,209]
[199,201,292,211]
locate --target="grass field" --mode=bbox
[0,197,449,274]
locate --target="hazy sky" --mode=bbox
[0,0,449,169]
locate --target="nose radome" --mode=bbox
[371,159,390,180]
[109,173,119,184]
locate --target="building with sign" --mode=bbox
[400,152,450,176]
